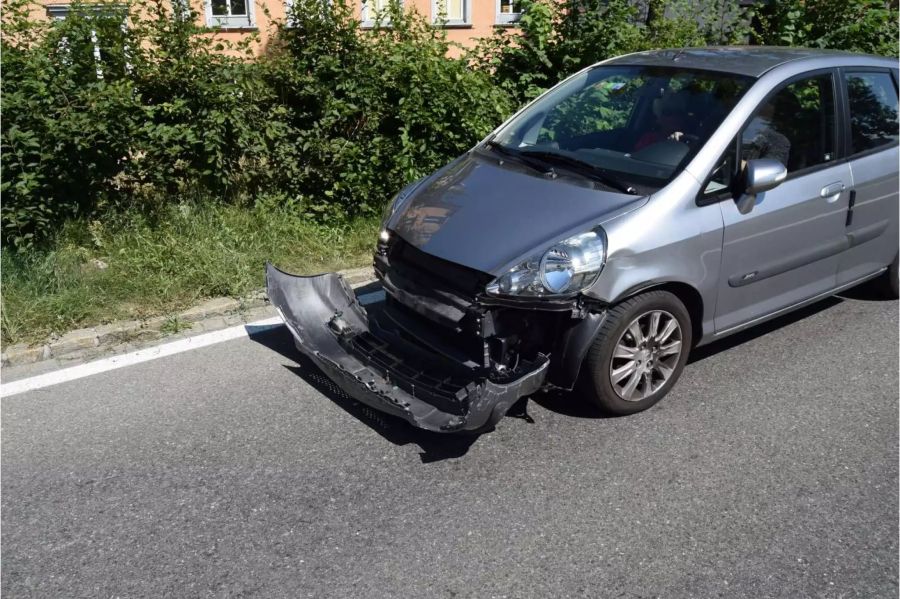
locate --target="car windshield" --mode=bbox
[488,65,754,193]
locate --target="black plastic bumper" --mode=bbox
[265,264,549,433]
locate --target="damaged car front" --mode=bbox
[268,60,751,432]
[266,166,635,432]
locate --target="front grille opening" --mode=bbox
[388,237,494,300]
[378,297,485,368]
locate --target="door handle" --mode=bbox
[820,182,845,201]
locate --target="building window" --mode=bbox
[205,0,255,28]
[433,0,469,26]
[172,0,192,21]
[361,0,399,27]
[284,0,295,25]
[496,0,521,24]
[46,4,129,79]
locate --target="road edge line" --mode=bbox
[0,317,284,398]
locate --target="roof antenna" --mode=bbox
[672,47,686,61]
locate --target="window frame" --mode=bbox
[46,3,128,20]
[495,0,521,25]
[45,3,130,79]
[172,0,192,21]
[696,68,844,206]
[205,0,256,29]
[837,66,900,161]
[431,0,471,27]
[697,135,741,206]
[361,0,402,27]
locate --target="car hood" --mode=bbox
[386,151,647,275]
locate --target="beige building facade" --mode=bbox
[37,0,521,56]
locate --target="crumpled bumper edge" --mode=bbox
[265,263,549,433]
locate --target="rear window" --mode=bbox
[844,71,899,154]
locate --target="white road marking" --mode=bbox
[0,317,285,398]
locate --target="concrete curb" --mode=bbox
[1,266,376,370]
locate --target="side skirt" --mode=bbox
[697,267,887,346]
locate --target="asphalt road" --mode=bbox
[3,285,898,598]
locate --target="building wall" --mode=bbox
[36,0,519,57]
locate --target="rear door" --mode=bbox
[712,69,851,333]
[836,68,900,286]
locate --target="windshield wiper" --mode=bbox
[519,150,638,195]
[484,141,557,177]
[485,139,516,156]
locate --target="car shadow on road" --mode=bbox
[686,296,843,364]
[529,388,611,420]
[834,276,897,302]
[246,323,481,463]
[533,283,895,420]
[687,277,896,365]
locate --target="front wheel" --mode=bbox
[579,290,692,415]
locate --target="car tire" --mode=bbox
[579,290,692,415]
[876,254,899,299]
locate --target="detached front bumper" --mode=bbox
[265,264,549,433]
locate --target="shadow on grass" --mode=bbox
[246,322,480,463]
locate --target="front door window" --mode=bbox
[741,74,837,172]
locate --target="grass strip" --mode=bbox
[1,202,379,346]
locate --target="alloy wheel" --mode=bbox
[609,309,683,402]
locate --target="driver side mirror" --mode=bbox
[736,159,787,215]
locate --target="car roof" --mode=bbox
[604,46,896,78]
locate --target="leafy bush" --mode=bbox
[2,0,897,248]
[469,0,898,108]
[469,0,753,105]
[0,0,510,247]
[753,0,898,57]
[260,0,512,219]
[2,0,140,247]
[1,0,274,247]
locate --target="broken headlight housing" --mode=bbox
[485,228,607,298]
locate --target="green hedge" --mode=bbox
[468,0,897,105]
[0,0,512,247]
[2,0,896,248]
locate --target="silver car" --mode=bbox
[268,47,899,433]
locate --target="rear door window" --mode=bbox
[844,71,899,154]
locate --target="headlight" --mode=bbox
[485,228,607,297]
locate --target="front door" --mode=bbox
[714,70,851,333]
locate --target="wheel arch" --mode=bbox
[610,281,705,347]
